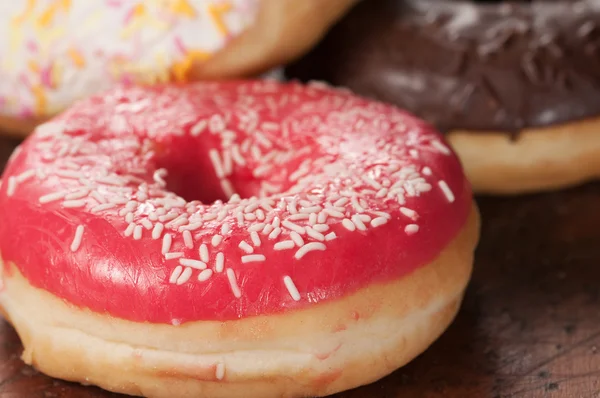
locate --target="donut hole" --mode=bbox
[151,135,262,205]
[153,137,232,205]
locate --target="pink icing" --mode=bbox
[0,81,471,324]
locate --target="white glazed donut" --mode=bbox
[0,0,356,135]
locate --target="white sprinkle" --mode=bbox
[62,199,87,208]
[198,269,213,282]
[282,220,305,234]
[39,190,68,204]
[283,276,301,301]
[159,213,178,222]
[262,224,274,235]
[325,232,337,241]
[124,223,136,237]
[317,211,327,224]
[183,230,194,249]
[165,252,184,260]
[141,218,153,230]
[190,119,207,136]
[300,205,322,214]
[342,218,356,231]
[376,188,388,198]
[324,208,345,218]
[203,212,217,221]
[432,140,451,155]
[179,258,207,270]
[256,209,265,221]
[221,179,235,198]
[287,198,298,214]
[176,267,193,285]
[70,225,85,252]
[215,362,226,380]
[209,149,225,178]
[239,240,254,253]
[332,197,348,207]
[255,131,272,148]
[271,216,281,228]
[221,223,231,235]
[268,227,282,239]
[90,203,117,213]
[363,175,382,190]
[249,223,266,232]
[95,175,126,186]
[231,144,246,166]
[125,212,134,223]
[288,213,309,221]
[422,167,432,176]
[244,213,256,221]
[351,196,365,212]
[295,242,327,259]
[250,231,261,247]
[226,268,242,298]
[169,266,183,284]
[358,214,372,222]
[438,180,455,203]
[242,254,266,263]
[400,207,418,220]
[274,240,295,250]
[374,211,392,219]
[371,217,389,228]
[313,224,329,233]
[162,233,172,254]
[168,215,189,228]
[152,223,164,240]
[409,149,419,158]
[290,231,304,247]
[133,225,143,240]
[65,188,89,200]
[306,227,325,241]
[351,214,367,231]
[198,243,209,263]
[212,234,223,247]
[405,224,420,235]
[235,211,244,227]
[216,252,225,272]
[180,221,203,232]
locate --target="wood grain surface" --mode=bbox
[1,136,599,397]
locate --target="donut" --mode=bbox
[0,81,479,397]
[286,0,600,195]
[0,0,356,136]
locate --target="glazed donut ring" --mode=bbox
[286,0,600,194]
[0,81,478,397]
[0,0,356,136]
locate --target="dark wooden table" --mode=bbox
[1,136,599,398]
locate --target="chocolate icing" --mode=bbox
[286,0,600,133]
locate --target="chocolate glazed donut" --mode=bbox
[286,0,600,194]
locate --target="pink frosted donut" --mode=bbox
[0,81,479,397]
[0,0,356,136]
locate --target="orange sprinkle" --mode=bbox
[208,2,233,36]
[38,0,71,27]
[171,50,211,81]
[32,85,48,115]
[132,3,146,18]
[12,0,37,25]
[28,60,40,73]
[171,0,196,18]
[68,48,85,68]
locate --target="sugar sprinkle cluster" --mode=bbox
[1,81,457,303]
